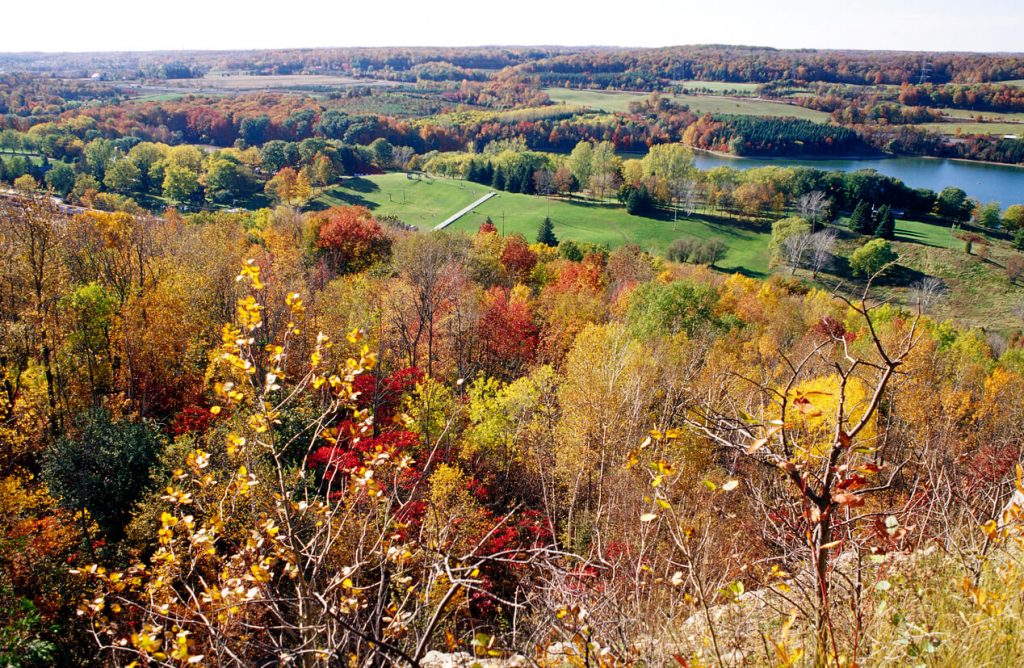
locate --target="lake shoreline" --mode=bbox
[691,146,1024,169]
[689,147,888,161]
[691,149,1024,207]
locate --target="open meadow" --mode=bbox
[543,87,832,121]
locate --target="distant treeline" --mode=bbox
[3,45,1024,86]
[783,81,1024,124]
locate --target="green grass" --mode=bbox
[318,173,485,227]
[673,80,760,94]
[915,121,1023,137]
[131,92,186,102]
[937,107,1024,122]
[894,218,959,248]
[892,237,1024,330]
[676,94,830,121]
[316,173,772,275]
[542,88,656,113]
[543,87,832,122]
[461,192,771,275]
[0,150,57,166]
[831,216,1024,330]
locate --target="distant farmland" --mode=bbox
[543,87,832,121]
[159,73,396,92]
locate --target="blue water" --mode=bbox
[692,153,1024,208]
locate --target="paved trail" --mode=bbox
[432,191,497,231]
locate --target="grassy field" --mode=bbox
[916,121,1023,137]
[0,150,60,166]
[316,173,773,275]
[938,107,1024,123]
[543,87,832,121]
[131,92,187,102]
[885,235,1024,330]
[829,215,1024,329]
[894,218,959,248]
[318,174,485,226]
[673,80,760,94]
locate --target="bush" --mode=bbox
[850,238,898,277]
[666,238,696,263]
[667,238,727,266]
[559,239,584,262]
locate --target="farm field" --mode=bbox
[161,73,395,91]
[673,80,760,94]
[317,172,774,274]
[543,87,831,121]
[916,121,1023,136]
[129,91,187,102]
[938,107,1024,122]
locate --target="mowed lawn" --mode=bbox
[543,87,831,122]
[894,218,957,248]
[915,120,1023,137]
[316,173,772,275]
[318,173,485,227]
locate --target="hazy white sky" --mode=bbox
[3,0,1022,53]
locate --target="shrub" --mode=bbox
[1008,255,1024,284]
[850,238,898,277]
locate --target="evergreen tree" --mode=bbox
[479,162,494,186]
[491,165,506,191]
[537,217,558,247]
[625,185,654,215]
[873,205,896,240]
[849,200,873,234]
[517,165,533,194]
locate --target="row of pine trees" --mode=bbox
[848,200,896,239]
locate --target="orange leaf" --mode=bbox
[834,492,864,507]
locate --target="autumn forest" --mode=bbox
[2,41,1024,668]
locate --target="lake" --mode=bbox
[692,153,1024,208]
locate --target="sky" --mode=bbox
[3,0,1022,53]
